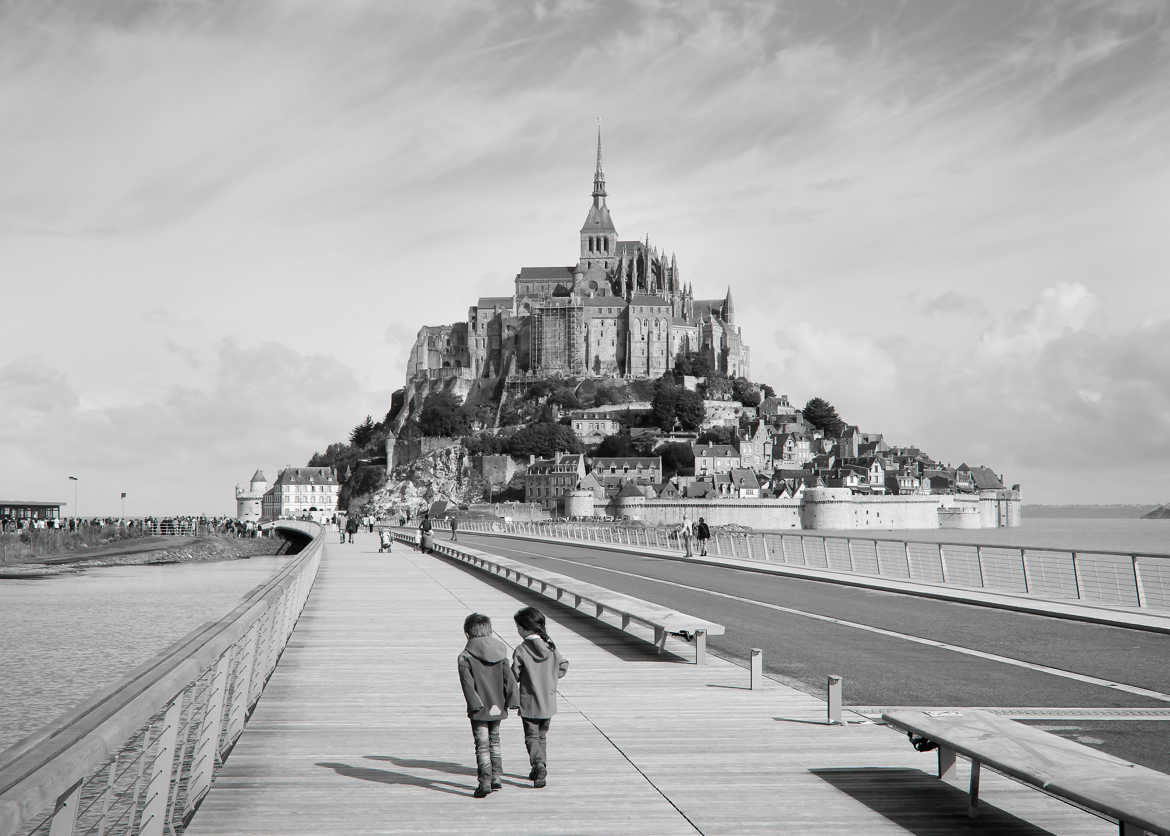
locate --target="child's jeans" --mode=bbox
[522,717,551,766]
[470,719,502,784]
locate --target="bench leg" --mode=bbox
[1119,823,1143,836]
[654,627,666,654]
[695,630,707,665]
[621,614,630,630]
[938,747,957,780]
[968,760,980,817]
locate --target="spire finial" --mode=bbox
[596,117,603,175]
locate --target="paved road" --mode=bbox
[457,533,1170,773]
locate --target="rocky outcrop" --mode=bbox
[1142,504,1170,519]
[372,443,487,517]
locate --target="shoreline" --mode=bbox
[0,536,285,578]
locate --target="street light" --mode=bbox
[68,475,79,519]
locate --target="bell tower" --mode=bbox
[579,123,618,272]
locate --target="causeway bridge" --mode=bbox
[3,520,1170,834]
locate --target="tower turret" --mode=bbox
[723,287,736,325]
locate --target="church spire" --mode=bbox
[592,120,607,207]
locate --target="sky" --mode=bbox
[2,0,1169,514]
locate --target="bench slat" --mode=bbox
[884,709,1170,834]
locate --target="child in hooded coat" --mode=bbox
[458,613,519,797]
[511,606,569,788]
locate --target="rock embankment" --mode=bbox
[0,536,284,578]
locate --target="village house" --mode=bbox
[738,420,772,472]
[692,442,739,476]
[590,456,663,486]
[729,467,762,498]
[774,432,814,467]
[570,411,624,445]
[525,453,586,512]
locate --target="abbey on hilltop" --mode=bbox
[405,130,750,385]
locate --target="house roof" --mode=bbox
[617,481,646,498]
[729,468,761,486]
[517,266,576,281]
[274,467,337,486]
[684,481,715,498]
[970,466,1004,490]
[692,443,737,457]
[627,294,672,307]
[593,457,661,468]
[250,469,267,483]
[582,295,625,307]
[655,481,681,498]
[476,296,513,309]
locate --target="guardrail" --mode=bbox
[394,528,724,663]
[457,519,1170,613]
[0,520,324,836]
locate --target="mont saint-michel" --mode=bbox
[323,134,1022,534]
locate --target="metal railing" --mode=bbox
[457,519,1170,613]
[0,520,324,836]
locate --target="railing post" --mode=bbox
[1071,551,1082,600]
[760,535,770,561]
[750,648,763,689]
[799,536,809,566]
[938,544,948,583]
[1021,548,1030,594]
[903,540,912,578]
[1133,555,1147,608]
[47,781,81,836]
[139,699,182,836]
[187,653,233,815]
[846,537,854,571]
[729,536,737,558]
[224,626,260,751]
[975,545,985,587]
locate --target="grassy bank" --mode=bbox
[0,533,284,574]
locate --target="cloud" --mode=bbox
[919,291,988,318]
[0,342,381,514]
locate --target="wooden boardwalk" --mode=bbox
[185,533,1112,835]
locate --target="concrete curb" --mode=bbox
[462,528,1170,635]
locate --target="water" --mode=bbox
[0,556,291,755]
[868,518,1170,555]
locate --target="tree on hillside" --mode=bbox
[674,389,705,431]
[505,422,581,458]
[547,386,581,410]
[760,383,776,399]
[696,426,737,446]
[350,415,377,448]
[732,377,762,407]
[674,350,715,378]
[658,442,695,479]
[803,396,845,437]
[651,376,680,431]
[419,392,470,437]
[701,376,733,400]
[595,430,636,458]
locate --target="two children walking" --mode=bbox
[457,606,569,798]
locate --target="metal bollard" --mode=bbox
[827,674,842,725]
[750,648,763,689]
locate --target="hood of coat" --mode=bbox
[464,635,509,664]
[521,635,554,662]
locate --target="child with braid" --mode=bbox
[511,606,569,788]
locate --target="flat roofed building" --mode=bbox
[0,500,65,522]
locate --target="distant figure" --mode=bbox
[418,514,433,552]
[345,516,359,544]
[512,606,569,789]
[379,527,393,553]
[364,514,374,534]
[458,613,518,798]
[695,517,710,556]
[450,516,459,542]
[680,516,694,557]
[338,516,347,544]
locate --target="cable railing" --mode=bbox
[457,519,1170,613]
[0,520,324,836]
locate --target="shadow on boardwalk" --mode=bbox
[810,768,1055,835]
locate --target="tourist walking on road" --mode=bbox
[458,613,518,798]
[345,516,359,544]
[695,517,710,556]
[449,516,458,542]
[338,515,346,544]
[680,516,693,557]
[512,606,569,789]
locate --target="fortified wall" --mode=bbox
[587,486,1021,530]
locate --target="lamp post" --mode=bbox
[68,475,79,520]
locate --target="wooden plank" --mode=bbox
[185,533,1114,836]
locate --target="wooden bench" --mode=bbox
[883,709,1170,835]
[392,529,725,663]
